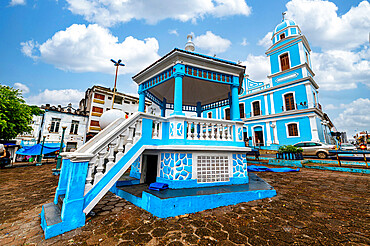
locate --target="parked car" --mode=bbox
[340,143,356,151]
[293,141,336,159]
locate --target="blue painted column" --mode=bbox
[228,92,233,120]
[54,159,71,204]
[196,102,202,117]
[161,98,167,117]
[61,161,89,230]
[138,92,145,112]
[172,63,185,116]
[231,76,241,121]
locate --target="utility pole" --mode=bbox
[110,59,125,109]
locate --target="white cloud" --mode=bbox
[20,40,39,59]
[21,24,160,74]
[169,29,179,36]
[285,0,370,50]
[14,83,30,94]
[312,47,370,91]
[241,54,270,82]
[194,31,231,55]
[26,89,85,107]
[257,31,272,49]
[241,38,248,46]
[9,0,25,6]
[65,0,251,27]
[333,98,370,136]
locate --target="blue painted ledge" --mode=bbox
[304,165,370,174]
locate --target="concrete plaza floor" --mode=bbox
[0,162,369,245]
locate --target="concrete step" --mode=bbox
[43,202,62,226]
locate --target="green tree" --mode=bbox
[0,84,33,140]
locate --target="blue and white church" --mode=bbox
[203,19,334,148]
[40,19,333,239]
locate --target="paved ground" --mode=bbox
[0,163,369,245]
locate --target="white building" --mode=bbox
[79,85,155,140]
[18,104,88,151]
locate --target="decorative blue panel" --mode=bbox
[232,154,247,178]
[160,152,193,180]
[129,156,141,179]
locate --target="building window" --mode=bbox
[70,120,79,134]
[279,33,285,40]
[94,93,105,100]
[90,120,100,127]
[123,100,130,104]
[305,51,310,67]
[197,155,229,183]
[284,93,295,111]
[108,96,112,100]
[66,142,77,152]
[280,53,290,71]
[239,103,245,118]
[49,118,61,133]
[225,108,230,120]
[287,123,299,137]
[252,101,261,116]
[207,112,212,118]
[92,106,103,113]
[114,96,122,105]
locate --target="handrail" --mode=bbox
[64,112,164,161]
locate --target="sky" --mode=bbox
[0,0,369,138]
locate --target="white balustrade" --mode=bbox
[184,118,236,141]
[152,121,162,139]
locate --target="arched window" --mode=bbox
[239,103,245,118]
[287,123,298,137]
[279,33,285,40]
[280,53,290,71]
[252,101,261,116]
[225,108,230,120]
[284,93,295,111]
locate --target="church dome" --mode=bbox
[273,19,297,35]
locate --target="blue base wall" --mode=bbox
[114,187,276,218]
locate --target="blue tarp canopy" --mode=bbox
[16,143,65,156]
[247,165,300,172]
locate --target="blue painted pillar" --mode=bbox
[196,102,202,117]
[231,76,241,121]
[172,63,185,116]
[161,98,166,117]
[228,92,232,120]
[61,161,89,229]
[54,159,71,204]
[138,92,145,112]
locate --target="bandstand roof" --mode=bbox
[132,49,246,109]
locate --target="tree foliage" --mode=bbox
[0,84,34,140]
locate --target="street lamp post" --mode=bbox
[53,125,67,175]
[36,136,46,166]
[110,59,125,109]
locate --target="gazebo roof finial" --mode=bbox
[185,33,195,52]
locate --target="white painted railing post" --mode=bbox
[222,124,227,140]
[125,126,134,154]
[134,120,142,143]
[106,143,116,172]
[84,156,96,193]
[211,123,216,140]
[93,151,106,185]
[116,133,125,161]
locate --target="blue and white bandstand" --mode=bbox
[40,48,276,239]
